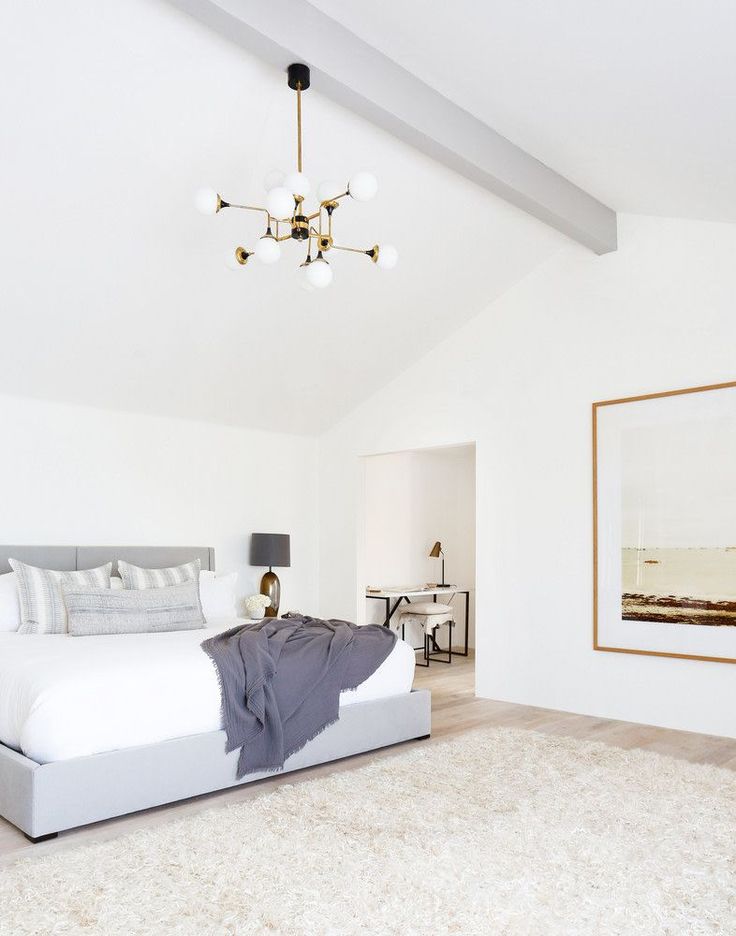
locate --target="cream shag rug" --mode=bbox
[2,727,736,935]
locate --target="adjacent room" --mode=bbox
[2,1,736,933]
[363,444,476,673]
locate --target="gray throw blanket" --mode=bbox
[202,615,397,778]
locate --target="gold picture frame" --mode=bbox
[593,379,736,664]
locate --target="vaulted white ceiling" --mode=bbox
[0,0,564,434]
[311,0,736,223]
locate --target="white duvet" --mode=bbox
[0,620,415,763]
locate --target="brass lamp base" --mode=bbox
[260,569,280,617]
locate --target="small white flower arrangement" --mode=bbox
[245,593,271,619]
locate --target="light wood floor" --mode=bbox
[2,653,735,864]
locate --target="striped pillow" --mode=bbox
[65,583,205,636]
[118,558,201,590]
[9,559,113,635]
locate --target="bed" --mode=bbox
[0,546,431,841]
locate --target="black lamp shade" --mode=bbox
[250,533,291,568]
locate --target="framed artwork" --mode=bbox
[593,380,736,663]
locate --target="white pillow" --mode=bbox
[199,572,238,619]
[110,577,124,590]
[0,572,21,632]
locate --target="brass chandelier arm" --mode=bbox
[305,193,349,220]
[331,243,376,259]
[322,192,349,207]
[309,227,333,252]
[224,202,271,220]
[227,204,300,237]
[227,202,294,225]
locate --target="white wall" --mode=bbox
[363,446,476,645]
[0,395,319,613]
[318,214,736,739]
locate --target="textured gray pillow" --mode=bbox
[64,583,206,636]
[9,559,113,635]
[118,558,201,590]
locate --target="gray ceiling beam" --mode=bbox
[170,0,617,254]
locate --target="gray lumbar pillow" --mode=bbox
[64,582,206,636]
[9,559,113,635]
[118,558,201,590]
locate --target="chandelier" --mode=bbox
[195,63,398,290]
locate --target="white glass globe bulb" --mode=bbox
[376,244,398,270]
[255,235,281,265]
[195,187,220,215]
[348,172,378,202]
[317,180,343,203]
[264,169,285,192]
[306,256,333,289]
[297,262,315,292]
[266,186,295,220]
[283,171,311,198]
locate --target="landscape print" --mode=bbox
[622,547,736,626]
[620,402,736,630]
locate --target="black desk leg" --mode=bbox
[452,592,470,657]
[383,597,406,629]
[465,591,469,656]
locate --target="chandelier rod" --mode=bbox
[296,82,303,173]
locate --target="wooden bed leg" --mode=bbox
[24,832,58,844]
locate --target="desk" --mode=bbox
[366,587,470,656]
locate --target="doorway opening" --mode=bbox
[361,442,476,689]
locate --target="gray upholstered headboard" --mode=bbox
[0,546,215,576]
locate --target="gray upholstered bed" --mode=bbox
[0,546,431,842]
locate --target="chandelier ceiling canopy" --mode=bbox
[195,63,398,290]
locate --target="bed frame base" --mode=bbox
[0,689,431,840]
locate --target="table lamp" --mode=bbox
[429,541,451,588]
[250,533,291,617]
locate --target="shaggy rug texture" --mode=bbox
[2,726,735,935]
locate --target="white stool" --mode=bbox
[398,602,454,666]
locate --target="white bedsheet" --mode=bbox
[0,620,415,763]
